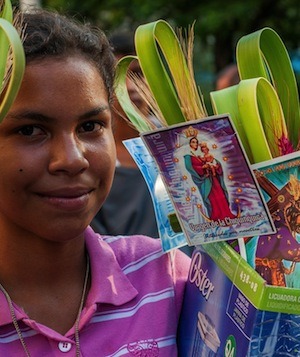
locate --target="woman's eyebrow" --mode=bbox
[79,105,110,120]
[6,105,110,122]
[6,111,52,122]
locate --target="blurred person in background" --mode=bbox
[91,32,159,237]
[215,63,240,90]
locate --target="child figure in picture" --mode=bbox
[0,9,190,356]
[200,142,217,177]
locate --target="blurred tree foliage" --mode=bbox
[14,0,299,94]
[37,0,299,67]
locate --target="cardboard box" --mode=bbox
[178,242,300,356]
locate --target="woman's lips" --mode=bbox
[37,187,93,211]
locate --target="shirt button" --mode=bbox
[58,342,72,352]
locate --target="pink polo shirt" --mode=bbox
[0,226,190,356]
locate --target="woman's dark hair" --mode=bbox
[22,10,116,101]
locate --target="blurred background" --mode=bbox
[15,0,300,112]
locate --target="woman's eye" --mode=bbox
[18,125,44,136]
[79,121,103,133]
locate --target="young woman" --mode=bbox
[0,9,190,356]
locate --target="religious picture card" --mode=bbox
[141,114,275,245]
[248,152,300,288]
[123,137,189,252]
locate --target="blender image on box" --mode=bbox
[192,311,221,356]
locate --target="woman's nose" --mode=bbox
[48,134,89,175]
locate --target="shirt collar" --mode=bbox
[84,226,138,307]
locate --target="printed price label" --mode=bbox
[240,271,258,292]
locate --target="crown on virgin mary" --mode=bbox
[184,126,199,138]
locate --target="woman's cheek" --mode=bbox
[95,145,116,183]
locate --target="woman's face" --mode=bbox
[189,137,198,151]
[0,56,116,242]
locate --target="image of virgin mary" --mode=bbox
[184,133,236,221]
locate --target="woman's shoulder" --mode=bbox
[86,226,191,274]
[102,234,164,263]
[86,226,162,259]
[103,234,191,277]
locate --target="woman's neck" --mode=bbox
[0,232,85,279]
[0,233,88,334]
